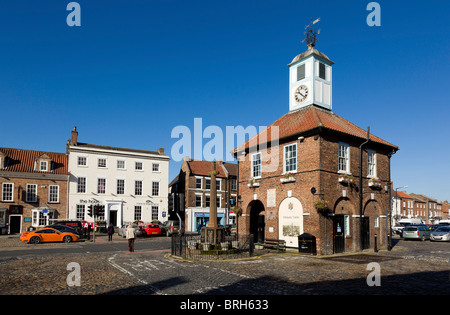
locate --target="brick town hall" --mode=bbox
[233,24,398,255]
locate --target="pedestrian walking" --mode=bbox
[87,224,91,240]
[126,224,136,252]
[107,223,114,242]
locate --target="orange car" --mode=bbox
[20,227,80,244]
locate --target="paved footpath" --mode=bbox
[0,235,448,295]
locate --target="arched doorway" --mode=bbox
[333,198,355,253]
[248,200,265,243]
[278,197,303,248]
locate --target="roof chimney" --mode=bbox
[157,148,165,155]
[71,126,78,145]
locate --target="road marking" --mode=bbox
[107,254,165,295]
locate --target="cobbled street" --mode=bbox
[0,235,449,295]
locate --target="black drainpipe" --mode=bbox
[359,127,370,251]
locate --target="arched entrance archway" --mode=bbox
[248,200,265,243]
[333,198,355,253]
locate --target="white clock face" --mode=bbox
[294,85,308,103]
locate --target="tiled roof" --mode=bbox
[187,160,228,178]
[234,105,398,152]
[0,147,69,175]
[223,162,238,177]
[394,191,413,199]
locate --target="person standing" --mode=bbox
[126,224,136,252]
[87,224,91,241]
[107,223,114,242]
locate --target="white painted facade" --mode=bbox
[67,143,169,227]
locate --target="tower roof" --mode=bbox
[288,46,334,67]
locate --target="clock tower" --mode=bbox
[288,19,334,112]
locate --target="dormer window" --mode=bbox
[35,153,52,172]
[0,151,6,169]
[40,161,48,171]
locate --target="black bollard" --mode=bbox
[374,234,378,252]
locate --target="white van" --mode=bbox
[397,218,424,225]
[438,220,450,225]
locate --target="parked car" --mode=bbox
[118,223,143,238]
[20,227,80,244]
[141,223,165,236]
[402,225,431,241]
[392,224,406,235]
[49,221,83,235]
[46,224,78,234]
[162,220,184,236]
[430,226,450,242]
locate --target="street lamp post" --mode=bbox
[390,185,408,250]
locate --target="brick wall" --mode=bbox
[237,130,393,255]
[0,175,68,233]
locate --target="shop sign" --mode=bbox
[9,205,23,214]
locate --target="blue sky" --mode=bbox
[0,0,449,202]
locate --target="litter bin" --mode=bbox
[298,233,317,255]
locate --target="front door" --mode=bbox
[9,215,21,234]
[362,217,370,249]
[333,215,345,254]
[110,210,117,227]
[257,215,265,243]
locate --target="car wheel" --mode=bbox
[29,236,40,244]
[420,235,426,241]
[63,236,72,243]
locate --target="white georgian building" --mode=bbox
[67,127,169,227]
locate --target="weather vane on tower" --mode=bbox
[302,17,321,48]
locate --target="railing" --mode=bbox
[171,233,254,260]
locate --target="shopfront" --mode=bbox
[187,208,226,232]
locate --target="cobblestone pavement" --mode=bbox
[0,235,448,295]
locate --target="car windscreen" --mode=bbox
[435,227,450,232]
[404,227,418,231]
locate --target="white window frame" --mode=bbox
[283,143,297,173]
[40,161,48,172]
[97,178,106,194]
[195,177,202,189]
[338,142,350,174]
[367,150,377,178]
[135,180,143,196]
[135,161,143,171]
[152,181,160,197]
[98,158,107,168]
[76,204,85,221]
[231,178,237,191]
[151,205,159,221]
[32,210,48,227]
[77,177,86,193]
[117,160,126,170]
[216,179,221,191]
[48,185,59,203]
[77,156,87,167]
[117,179,125,195]
[26,184,37,203]
[134,205,142,221]
[195,193,202,207]
[152,163,160,172]
[2,183,13,202]
[251,152,262,179]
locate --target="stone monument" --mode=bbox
[201,161,225,245]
